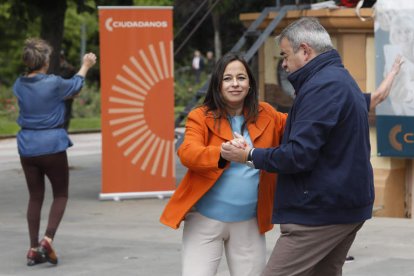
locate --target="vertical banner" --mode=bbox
[375,0,414,157]
[98,7,175,200]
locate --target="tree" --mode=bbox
[209,0,222,60]
[37,0,68,73]
[0,0,274,84]
[0,0,171,85]
[173,0,273,66]
[5,0,67,74]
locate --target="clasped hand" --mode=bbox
[220,132,251,163]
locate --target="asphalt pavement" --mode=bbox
[0,133,414,276]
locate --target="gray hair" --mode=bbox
[277,17,333,54]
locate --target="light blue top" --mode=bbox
[13,73,85,157]
[196,115,260,222]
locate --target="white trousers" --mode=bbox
[182,211,266,276]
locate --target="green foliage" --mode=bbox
[64,1,98,61]
[173,66,209,127]
[0,117,19,136]
[0,84,18,121]
[174,67,207,107]
[0,1,100,86]
[72,85,101,118]
[0,82,19,136]
[69,117,101,132]
[0,2,40,86]
[62,1,100,83]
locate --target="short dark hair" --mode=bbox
[203,52,259,133]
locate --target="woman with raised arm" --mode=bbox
[13,38,96,266]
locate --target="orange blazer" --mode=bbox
[160,102,287,234]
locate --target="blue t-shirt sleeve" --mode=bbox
[57,74,85,98]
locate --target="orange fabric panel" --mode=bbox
[98,7,175,194]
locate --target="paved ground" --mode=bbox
[1,133,414,276]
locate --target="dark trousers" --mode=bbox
[20,151,69,248]
[262,222,364,276]
[193,69,202,84]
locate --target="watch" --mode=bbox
[246,148,255,168]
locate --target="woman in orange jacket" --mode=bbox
[160,51,402,276]
[161,52,286,275]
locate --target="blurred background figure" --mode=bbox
[191,49,204,84]
[59,50,77,131]
[205,50,215,75]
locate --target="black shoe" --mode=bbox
[27,249,46,266]
[345,256,355,263]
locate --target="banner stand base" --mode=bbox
[99,191,174,201]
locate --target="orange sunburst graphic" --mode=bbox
[106,40,175,179]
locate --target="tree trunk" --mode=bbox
[38,0,67,74]
[210,0,222,60]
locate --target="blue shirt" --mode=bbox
[13,73,85,157]
[196,115,260,222]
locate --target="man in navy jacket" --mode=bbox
[221,17,402,275]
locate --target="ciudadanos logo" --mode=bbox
[389,124,414,151]
[105,17,168,32]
